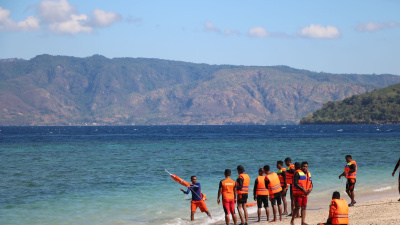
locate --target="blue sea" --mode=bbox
[0,125,399,225]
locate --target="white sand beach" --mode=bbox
[212,189,400,225]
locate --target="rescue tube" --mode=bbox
[166,169,190,187]
[245,202,257,207]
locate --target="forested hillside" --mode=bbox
[1,55,400,125]
[300,83,400,124]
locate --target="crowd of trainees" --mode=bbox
[181,156,361,225]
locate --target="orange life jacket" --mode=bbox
[329,199,349,225]
[286,164,295,185]
[237,173,250,194]
[277,168,288,190]
[221,178,236,200]
[344,160,357,179]
[292,169,308,196]
[256,176,269,196]
[266,172,282,194]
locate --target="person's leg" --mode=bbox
[291,197,300,225]
[282,190,288,214]
[232,213,238,225]
[237,203,244,224]
[257,207,261,222]
[264,206,270,222]
[225,213,230,225]
[270,197,277,222]
[243,204,248,224]
[398,176,400,200]
[264,196,270,222]
[301,206,307,225]
[289,185,294,216]
[278,204,282,221]
[191,211,195,221]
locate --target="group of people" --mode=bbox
[180,155,368,225]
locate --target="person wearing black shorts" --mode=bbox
[253,168,270,222]
[392,157,400,201]
[264,165,283,222]
[339,155,357,206]
[236,165,250,225]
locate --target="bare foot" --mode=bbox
[290,220,295,225]
[269,219,277,223]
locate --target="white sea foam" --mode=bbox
[373,186,392,192]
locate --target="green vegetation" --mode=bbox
[300,83,400,124]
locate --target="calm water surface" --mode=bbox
[0,125,399,224]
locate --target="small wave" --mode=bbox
[373,186,392,192]
[337,129,343,132]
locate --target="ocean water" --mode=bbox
[0,125,399,225]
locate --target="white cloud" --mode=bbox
[299,24,340,39]
[0,7,40,31]
[248,26,269,37]
[204,20,220,33]
[37,0,122,34]
[37,0,76,23]
[89,9,122,27]
[356,21,400,32]
[47,14,92,34]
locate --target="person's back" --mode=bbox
[218,169,237,225]
[329,199,349,225]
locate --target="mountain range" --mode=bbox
[1,54,400,125]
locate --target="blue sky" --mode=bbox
[1,0,399,75]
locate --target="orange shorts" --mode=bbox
[191,200,208,212]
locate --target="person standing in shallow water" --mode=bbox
[236,165,250,225]
[338,155,357,206]
[392,157,400,201]
[180,176,212,220]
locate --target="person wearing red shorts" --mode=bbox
[180,176,212,221]
[218,169,238,225]
[291,162,313,225]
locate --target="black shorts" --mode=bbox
[289,184,293,198]
[257,195,269,208]
[346,178,356,192]
[237,194,248,204]
[270,193,282,206]
[281,188,287,197]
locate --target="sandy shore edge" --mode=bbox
[211,189,400,225]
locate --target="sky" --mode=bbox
[0,0,399,75]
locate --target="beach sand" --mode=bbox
[211,189,400,225]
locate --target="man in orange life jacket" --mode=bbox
[392,157,400,201]
[338,155,357,206]
[319,191,349,225]
[285,157,296,216]
[277,160,288,215]
[264,164,283,222]
[236,165,250,225]
[218,169,238,225]
[180,176,212,220]
[291,161,313,225]
[253,168,270,222]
